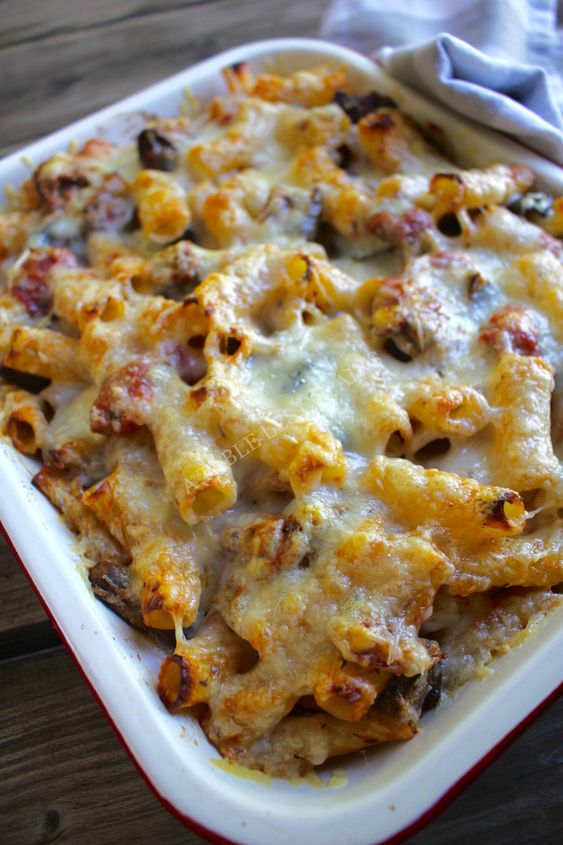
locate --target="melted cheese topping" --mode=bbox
[1,63,561,779]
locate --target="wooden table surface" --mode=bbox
[1,2,562,843]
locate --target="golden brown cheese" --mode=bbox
[0,61,561,780]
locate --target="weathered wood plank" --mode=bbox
[408,695,563,845]
[0,535,48,632]
[0,0,221,48]
[0,648,561,845]
[0,649,203,845]
[0,0,327,157]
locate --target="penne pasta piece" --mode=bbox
[83,432,201,630]
[32,466,129,566]
[282,251,361,312]
[465,205,561,256]
[0,387,49,454]
[133,169,191,244]
[511,252,563,340]
[312,660,390,722]
[208,660,309,744]
[407,380,490,438]
[489,352,560,492]
[158,611,254,710]
[52,267,127,331]
[0,211,33,260]
[3,326,90,382]
[277,103,350,150]
[448,525,563,595]
[90,359,236,524]
[429,164,533,216]
[366,456,526,540]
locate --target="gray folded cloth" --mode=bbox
[378,34,563,165]
[321,0,563,165]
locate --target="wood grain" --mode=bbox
[0,649,202,845]
[0,536,48,632]
[0,1,220,47]
[408,696,563,845]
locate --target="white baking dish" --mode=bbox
[1,38,562,845]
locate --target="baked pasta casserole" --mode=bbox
[1,61,562,778]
